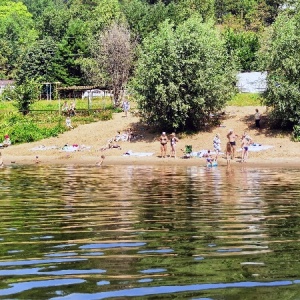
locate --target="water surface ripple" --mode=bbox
[0,165,299,299]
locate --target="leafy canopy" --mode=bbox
[131,16,237,131]
[261,5,300,128]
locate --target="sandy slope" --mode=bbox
[1,106,300,167]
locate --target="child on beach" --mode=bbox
[213,133,221,158]
[66,117,73,129]
[241,134,252,162]
[96,155,105,166]
[170,133,179,158]
[206,150,217,167]
[226,142,232,166]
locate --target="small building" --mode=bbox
[57,86,107,99]
[0,80,15,94]
[237,72,267,93]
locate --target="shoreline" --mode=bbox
[2,154,300,169]
[1,106,300,169]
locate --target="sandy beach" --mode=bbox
[1,106,300,168]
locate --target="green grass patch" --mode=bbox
[0,100,114,144]
[227,93,264,106]
[31,97,113,111]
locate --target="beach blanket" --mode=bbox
[123,150,153,157]
[61,145,91,152]
[31,145,58,151]
[237,144,273,152]
[191,150,223,158]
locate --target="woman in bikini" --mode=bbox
[170,133,179,158]
[159,132,168,158]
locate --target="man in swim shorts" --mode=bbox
[227,129,238,159]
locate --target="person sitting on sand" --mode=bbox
[100,141,121,151]
[114,131,122,142]
[3,134,11,147]
[206,150,217,166]
[96,155,105,166]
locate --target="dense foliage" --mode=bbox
[131,17,236,131]
[0,0,298,134]
[1,0,287,84]
[261,4,300,129]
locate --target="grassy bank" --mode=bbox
[0,97,115,144]
[0,93,264,145]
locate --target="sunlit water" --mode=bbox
[0,164,300,299]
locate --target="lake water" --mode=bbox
[0,164,300,299]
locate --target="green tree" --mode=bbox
[0,1,37,78]
[16,37,58,85]
[260,7,300,129]
[12,79,41,115]
[223,28,259,71]
[169,0,215,23]
[121,0,169,40]
[131,17,237,131]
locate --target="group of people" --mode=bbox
[158,128,254,165]
[159,132,179,158]
[100,128,137,151]
[62,101,76,117]
[225,129,252,164]
[114,128,136,143]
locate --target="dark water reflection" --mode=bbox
[0,165,300,299]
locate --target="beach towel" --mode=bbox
[237,144,273,152]
[123,150,153,157]
[61,145,91,152]
[191,150,222,158]
[31,145,58,151]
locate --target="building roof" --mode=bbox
[0,80,15,85]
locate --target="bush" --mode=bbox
[292,125,300,142]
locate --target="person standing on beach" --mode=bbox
[254,108,261,129]
[226,142,232,166]
[213,133,221,158]
[122,99,130,117]
[159,132,168,158]
[241,134,252,162]
[227,129,238,159]
[170,133,179,158]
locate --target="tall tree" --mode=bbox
[0,1,37,78]
[131,17,237,131]
[90,22,135,107]
[260,5,300,128]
